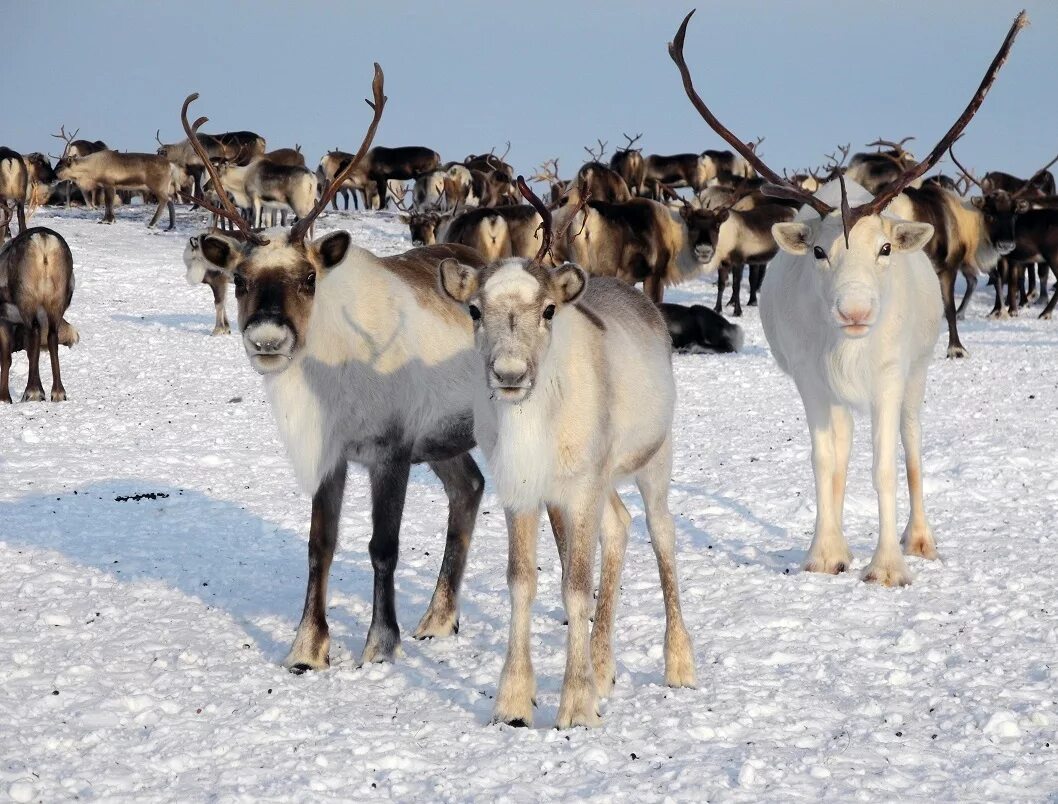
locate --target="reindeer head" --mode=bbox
[950,144,1050,255]
[679,204,730,264]
[196,228,353,373]
[439,258,587,403]
[179,65,387,375]
[772,190,933,337]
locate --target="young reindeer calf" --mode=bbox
[439,181,696,729]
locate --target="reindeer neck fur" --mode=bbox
[264,242,478,494]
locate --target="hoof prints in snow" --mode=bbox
[1,207,1057,800]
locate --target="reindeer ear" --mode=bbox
[970,195,985,209]
[552,263,588,304]
[314,230,351,270]
[439,258,480,303]
[1016,199,1031,214]
[772,222,812,255]
[200,234,241,273]
[890,222,934,253]
[716,208,730,223]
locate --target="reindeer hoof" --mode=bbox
[945,346,969,359]
[51,390,67,403]
[360,627,401,665]
[21,388,45,403]
[1040,311,1053,320]
[413,606,458,640]
[861,557,912,588]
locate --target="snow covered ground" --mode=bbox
[2,205,1056,802]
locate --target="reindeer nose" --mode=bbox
[996,241,1015,255]
[491,357,528,387]
[838,304,872,326]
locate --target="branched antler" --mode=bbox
[584,139,608,162]
[619,133,643,152]
[52,125,79,159]
[289,63,387,244]
[668,8,1028,243]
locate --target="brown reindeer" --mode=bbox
[0,225,75,402]
[0,148,29,234]
[179,66,494,672]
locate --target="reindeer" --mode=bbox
[919,146,1039,327]
[572,160,632,204]
[846,137,920,195]
[0,148,29,234]
[56,149,183,229]
[438,179,695,728]
[215,158,317,230]
[0,225,76,403]
[52,127,108,207]
[182,232,237,336]
[443,163,486,209]
[262,147,306,168]
[156,128,265,199]
[23,154,57,212]
[610,133,646,196]
[444,205,546,261]
[317,149,361,210]
[413,169,448,210]
[464,142,512,175]
[345,146,441,209]
[558,193,727,303]
[693,199,796,316]
[670,9,1026,583]
[182,67,495,673]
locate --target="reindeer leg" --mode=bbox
[730,264,744,317]
[47,317,65,402]
[940,266,968,358]
[989,266,1005,318]
[1007,262,1021,317]
[361,456,411,664]
[555,492,603,729]
[636,437,696,687]
[863,375,912,586]
[16,202,26,234]
[714,266,728,313]
[211,278,230,335]
[1038,264,1050,307]
[748,264,764,306]
[415,453,483,639]
[166,196,176,231]
[286,463,347,673]
[900,363,937,560]
[21,321,45,402]
[591,493,630,698]
[0,326,11,403]
[956,267,977,320]
[493,508,540,727]
[102,187,116,224]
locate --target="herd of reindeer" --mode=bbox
[0,11,1051,728]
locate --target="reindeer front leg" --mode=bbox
[493,507,540,727]
[361,456,411,664]
[797,380,852,574]
[556,492,603,729]
[900,364,938,560]
[863,379,912,586]
[286,462,347,673]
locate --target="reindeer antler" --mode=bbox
[584,139,608,162]
[288,63,386,245]
[947,141,986,192]
[669,8,1028,244]
[619,133,643,152]
[52,125,79,159]
[1013,152,1058,199]
[181,94,268,245]
[517,175,555,263]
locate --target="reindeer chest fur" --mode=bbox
[263,260,478,494]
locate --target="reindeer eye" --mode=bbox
[468,304,481,321]
[233,274,246,291]
[303,272,316,290]
[813,246,826,260]
[879,243,891,257]
[542,304,556,321]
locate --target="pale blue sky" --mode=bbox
[4,1,1054,184]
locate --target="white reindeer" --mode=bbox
[667,7,1026,584]
[440,255,696,729]
[765,181,940,585]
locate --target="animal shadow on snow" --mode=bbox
[0,481,407,664]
